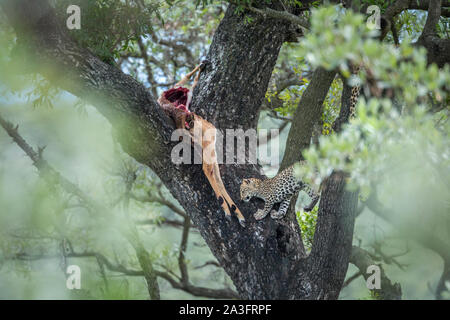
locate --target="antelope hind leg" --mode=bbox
[202,162,233,219]
[175,65,200,87]
[210,162,245,227]
[192,115,245,227]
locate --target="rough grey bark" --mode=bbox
[191,8,289,130]
[3,0,358,299]
[300,172,358,299]
[332,80,353,133]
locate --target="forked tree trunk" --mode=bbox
[2,0,359,299]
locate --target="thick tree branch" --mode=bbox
[350,246,402,300]
[280,68,336,171]
[420,0,442,37]
[2,0,173,164]
[374,0,450,66]
[332,79,353,133]
[412,0,449,66]
[302,172,358,299]
[409,1,450,16]
[383,0,412,22]
[247,5,310,30]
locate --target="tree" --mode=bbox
[0,0,449,299]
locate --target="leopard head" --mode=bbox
[240,178,261,202]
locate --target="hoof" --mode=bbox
[224,214,232,221]
[238,218,246,228]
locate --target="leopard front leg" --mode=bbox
[254,200,274,221]
[270,198,291,220]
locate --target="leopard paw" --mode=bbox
[254,209,268,220]
[270,209,285,219]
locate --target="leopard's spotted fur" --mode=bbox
[349,63,361,120]
[240,164,319,221]
[240,63,360,222]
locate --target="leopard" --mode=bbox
[348,63,361,120]
[240,63,361,222]
[240,162,320,221]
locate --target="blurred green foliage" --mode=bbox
[0,0,449,300]
[294,7,449,190]
[53,0,162,64]
[296,206,317,251]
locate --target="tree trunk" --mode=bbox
[287,172,358,299]
[280,68,336,171]
[2,0,359,299]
